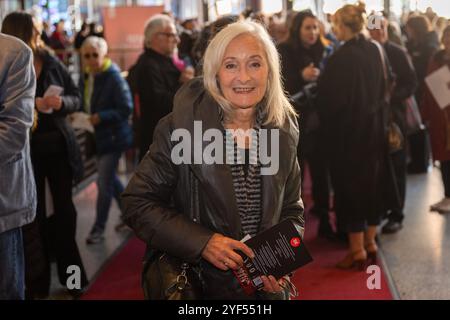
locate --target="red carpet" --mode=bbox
[81,237,145,300]
[292,198,393,300]
[82,168,393,300]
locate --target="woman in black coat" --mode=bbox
[278,10,334,238]
[316,3,386,270]
[2,12,88,298]
[122,21,304,300]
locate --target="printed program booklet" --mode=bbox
[233,219,313,295]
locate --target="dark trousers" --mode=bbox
[441,160,450,197]
[385,148,407,223]
[299,130,331,227]
[23,149,88,297]
[306,147,330,218]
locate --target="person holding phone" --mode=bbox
[278,10,334,239]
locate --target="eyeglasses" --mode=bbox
[84,53,99,59]
[157,32,179,39]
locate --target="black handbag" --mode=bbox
[142,253,203,300]
[142,171,204,300]
[407,126,431,173]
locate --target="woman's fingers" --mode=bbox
[261,275,283,293]
[201,233,256,271]
[222,257,239,270]
[229,240,255,259]
[226,250,244,267]
[261,276,275,292]
[214,259,229,271]
[269,275,283,291]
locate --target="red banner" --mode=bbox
[102,5,164,71]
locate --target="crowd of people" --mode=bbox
[0,2,449,300]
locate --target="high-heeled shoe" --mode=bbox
[336,249,367,271]
[365,242,378,265]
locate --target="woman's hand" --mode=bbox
[43,96,63,111]
[90,113,101,126]
[201,233,255,271]
[261,275,284,294]
[35,97,52,113]
[301,63,320,82]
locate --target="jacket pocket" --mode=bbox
[0,152,35,216]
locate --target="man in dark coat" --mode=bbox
[370,16,418,234]
[133,14,194,161]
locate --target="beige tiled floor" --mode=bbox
[48,174,132,299]
[379,165,450,299]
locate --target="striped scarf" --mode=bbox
[223,108,264,238]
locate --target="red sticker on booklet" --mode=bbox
[290,237,301,247]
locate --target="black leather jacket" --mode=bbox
[122,78,305,299]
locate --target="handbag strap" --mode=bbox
[189,169,200,222]
[372,40,391,103]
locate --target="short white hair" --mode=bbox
[81,36,108,55]
[144,14,174,48]
[203,20,295,127]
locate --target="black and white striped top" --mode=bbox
[225,121,262,238]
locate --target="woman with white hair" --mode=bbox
[80,36,133,244]
[122,21,304,299]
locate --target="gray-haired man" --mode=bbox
[130,14,194,161]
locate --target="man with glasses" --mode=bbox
[131,14,194,161]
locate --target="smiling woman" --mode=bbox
[203,21,295,127]
[122,20,304,300]
[217,33,269,111]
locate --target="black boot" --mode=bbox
[382,220,403,234]
[318,218,335,240]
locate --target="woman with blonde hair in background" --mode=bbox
[316,2,387,270]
